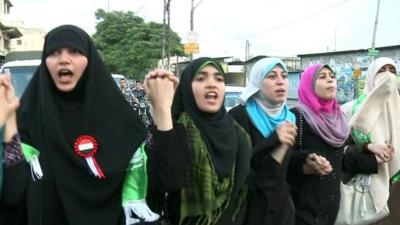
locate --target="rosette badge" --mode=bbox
[74,135,106,179]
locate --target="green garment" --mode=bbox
[351,94,371,144]
[392,171,400,184]
[122,142,148,204]
[121,142,159,223]
[178,112,249,225]
[21,142,42,180]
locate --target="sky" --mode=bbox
[8,0,400,60]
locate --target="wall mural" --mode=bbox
[288,72,300,99]
[305,55,400,104]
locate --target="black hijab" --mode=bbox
[17,25,146,225]
[172,57,240,178]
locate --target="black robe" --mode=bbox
[147,57,251,225]
[288,107,378,225]
[3,25,146,225]
[229,104,295,225]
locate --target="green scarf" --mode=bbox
[178,113,249,225]
[121,142,159,223]
[351,94,371,144]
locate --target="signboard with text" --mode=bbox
[368,48,379,56]
[184,43,199,54]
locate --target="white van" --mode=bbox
[0,59,41,97]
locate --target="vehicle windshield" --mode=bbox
[113,77,121,86]
[2,66,37,97]
[224,91,241,108]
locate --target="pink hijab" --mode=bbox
[298,64,349,147]
[299,64,338,115]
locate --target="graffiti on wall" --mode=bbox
[305,55,400,104]
[288,72,300,99]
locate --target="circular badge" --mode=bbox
[74,135,98,158]
[73,135,105,179]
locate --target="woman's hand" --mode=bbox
[303,153,333,176]
[367,143,394,163]
[144,69,178,112]
[276,121,297,146]
[143,70,179,130]
[0,73,19,126]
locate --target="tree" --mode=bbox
[92,9,184,81]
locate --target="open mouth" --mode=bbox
[58,69,73,77]
[205,91,218,100]
[58,69,73,82]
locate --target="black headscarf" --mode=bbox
[172,57,239,178]
[17,25,146,225]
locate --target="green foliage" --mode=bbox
[92,9,184,81]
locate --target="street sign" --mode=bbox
[186,31,199,42]
[368,48,379,56]
[184,43,199,54]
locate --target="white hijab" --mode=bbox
[240,58,288,116]
[346,57,400,212]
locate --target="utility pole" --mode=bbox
[245,40,250,60]
[189,0,204,61]
[107,0,110,12]
[162,0,171,69]
[166,0,171,70]
[162,0,166,68]
[189,0,195,61]
[190,0,194,33]
[370,0,381,61]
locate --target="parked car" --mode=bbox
[0,59,40,97]
[224,85,244,111]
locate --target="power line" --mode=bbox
[135,0,151,14]
[201,0,350,44]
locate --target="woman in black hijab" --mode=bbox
[144,58,251,225]
[3,25,154,225]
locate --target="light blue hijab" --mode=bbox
[241,58,296,138]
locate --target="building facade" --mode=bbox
[9,26,46,51]
[0,0,22,63]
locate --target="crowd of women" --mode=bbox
[0,24,399,225]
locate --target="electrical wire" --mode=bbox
[200,0,350,44]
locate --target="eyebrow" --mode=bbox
[197,71,222,76]
[268,71,286,75]
[319,70,333,74]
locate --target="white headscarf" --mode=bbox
[240,57,288,115]
[349,57,400,212]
